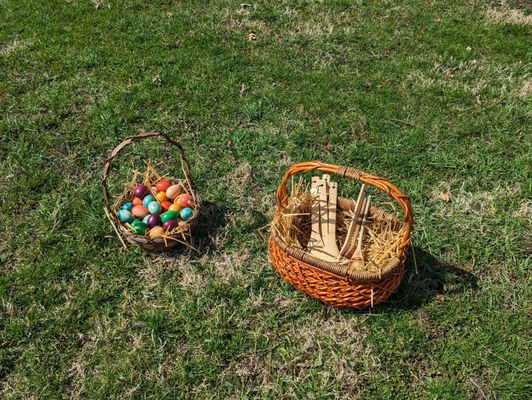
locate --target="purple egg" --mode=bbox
[134,184,148,198]
[163,219,178,232]
[147,214,161,228]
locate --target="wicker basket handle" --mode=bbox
[275,161,413,249]
[102,131,192,210]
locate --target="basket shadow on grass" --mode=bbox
[163,201,230,258]
[380,247,479,311]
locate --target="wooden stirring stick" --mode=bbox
[349,195,371,270]
[339,184,367,258]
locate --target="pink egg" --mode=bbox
[132,197,143,206]
[178,194,193,208]
[131,205,149,218]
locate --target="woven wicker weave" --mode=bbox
[102,131,201,251]
[268,161,413,309]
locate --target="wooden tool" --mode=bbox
[308,174,340,261]
[339,184,367,258]
[349,195,371,270]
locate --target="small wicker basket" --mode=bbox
[268,161,413,309]
[102,131,201,251]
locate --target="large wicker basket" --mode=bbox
[102,131,201,251]
[268,161,413,309]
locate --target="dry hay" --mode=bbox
[271,178,406,273]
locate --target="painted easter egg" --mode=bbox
[156,180,171,193]
[131,220,148,235]
[169,203,182,213]
[156,191,167,202]
[121,202,133,211]
[149,226,165,238]
[147,214,161,228]
[161,210,178,223]
[166,184,182,200]
[118,209,134,223]
[132,197,143,206]
[148,201,161,214]
[180,207,193,221]
[134,184,148,198]
[163,219,178,232]
[178,194,193,208]
[160,200,172,212]
[142,194,155,208]
[132,205,149,218]
[142,215,150,224]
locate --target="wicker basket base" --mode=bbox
[269,236,406,308]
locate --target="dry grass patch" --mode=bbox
[518,78,532,97]
[0,38,32,56]
[486,2,532,26]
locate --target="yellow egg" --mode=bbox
[148,226,165,238]
[155,191,167,202]
[166,184,182,200]
[169,203,182,212]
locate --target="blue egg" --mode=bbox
[142,194,155,208]
[118,209,134,223]
[148,201,161,214]
[179,207,193,221]
[142,215,150,224]
[121,201,133,211]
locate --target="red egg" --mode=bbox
[134,184,148,198]
[156,180,171,193]
[132,197,143,206]
[160,200,172,212]
[163,219,178,232]
[178,194,193,208]
[132,205,149,218]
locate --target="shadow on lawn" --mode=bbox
[158,201,229,258]
[382,247,479,311]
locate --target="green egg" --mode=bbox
[131,220,148,235]
[161,210,178,223]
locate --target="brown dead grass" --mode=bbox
[0,38,32,56]
[518,78,532,97]
[486,2,532,26]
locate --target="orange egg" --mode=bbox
[169,203,182,212]
[155,191,167,202]
[132,197,143,206]
[160,200,172,212]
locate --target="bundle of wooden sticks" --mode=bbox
[308,175,371,269]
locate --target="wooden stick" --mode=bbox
[339,184,367,257]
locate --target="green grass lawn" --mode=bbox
[1,0,530,398]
